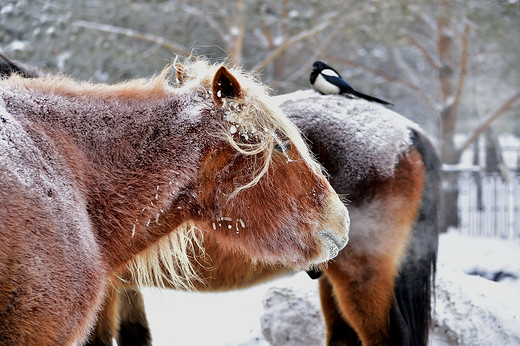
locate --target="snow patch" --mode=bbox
[433,264,520,345]
[261,286,324,346]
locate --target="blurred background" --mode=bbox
[2,1,520,344]
[2,0,519,238]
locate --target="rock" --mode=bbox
[260,286,325,346]
[432,264,520,346]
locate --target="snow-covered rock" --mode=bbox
[433,264,520,345]
[260,286,325,346]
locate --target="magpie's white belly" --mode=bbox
[313,74,340,94]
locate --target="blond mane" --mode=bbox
[5,67,173,100]
[126,222,206,291]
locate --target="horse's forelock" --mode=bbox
[176,59,323,196]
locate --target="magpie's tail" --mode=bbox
[352,89,393,106]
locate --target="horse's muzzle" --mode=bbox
[316,195,349,263]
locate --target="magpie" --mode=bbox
[310,60,392,106]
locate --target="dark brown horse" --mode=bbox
[89,85,440,345]
[0,58,349,345]
[0,53,38,79]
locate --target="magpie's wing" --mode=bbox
[320,73,355,94]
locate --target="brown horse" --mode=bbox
[0,59,349,345]
[89,85,440,345]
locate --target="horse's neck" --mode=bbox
[28,92,169,162]
[8,88,200,268]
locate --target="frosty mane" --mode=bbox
[175,58,322,196]
[6,68,174,100]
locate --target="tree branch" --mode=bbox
[183,6,227,42]
[449,24,470,120]
[333,56,422,93]
[74,20,190,56]
[252,16,336,74]
[457,91,520,158]
[284,29,339,84]
[230,0,246,66]
[408,35,440,70]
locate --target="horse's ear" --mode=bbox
[212,66,242,106]
[175,63,186,86]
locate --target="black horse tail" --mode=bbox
[391,128,441,346]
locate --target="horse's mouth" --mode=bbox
[319,228,349,260]
[315,196,349,262]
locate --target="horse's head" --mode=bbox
[168,60,349,269]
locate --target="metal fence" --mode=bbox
[456,172,520,239]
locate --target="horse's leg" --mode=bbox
[322,149,425,346]
[319,276,361,346]
[323,250,403,345]
[117,287,152,346]
[87,283,151,346]
[86,285,121,346]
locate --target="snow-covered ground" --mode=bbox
[142,230,520,345]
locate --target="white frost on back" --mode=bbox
[274,90,422,182]
[0,87,99,254]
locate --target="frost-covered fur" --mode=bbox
[274,90,421,188]
[174,59,322,195]
[0,60,349,345]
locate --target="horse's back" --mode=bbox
[277,90,417,194]
[0,96,106,344]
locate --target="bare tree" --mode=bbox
[2,0,519,232]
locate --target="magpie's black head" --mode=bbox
[311,60,330,73]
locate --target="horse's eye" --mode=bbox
[274,140,291,153]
